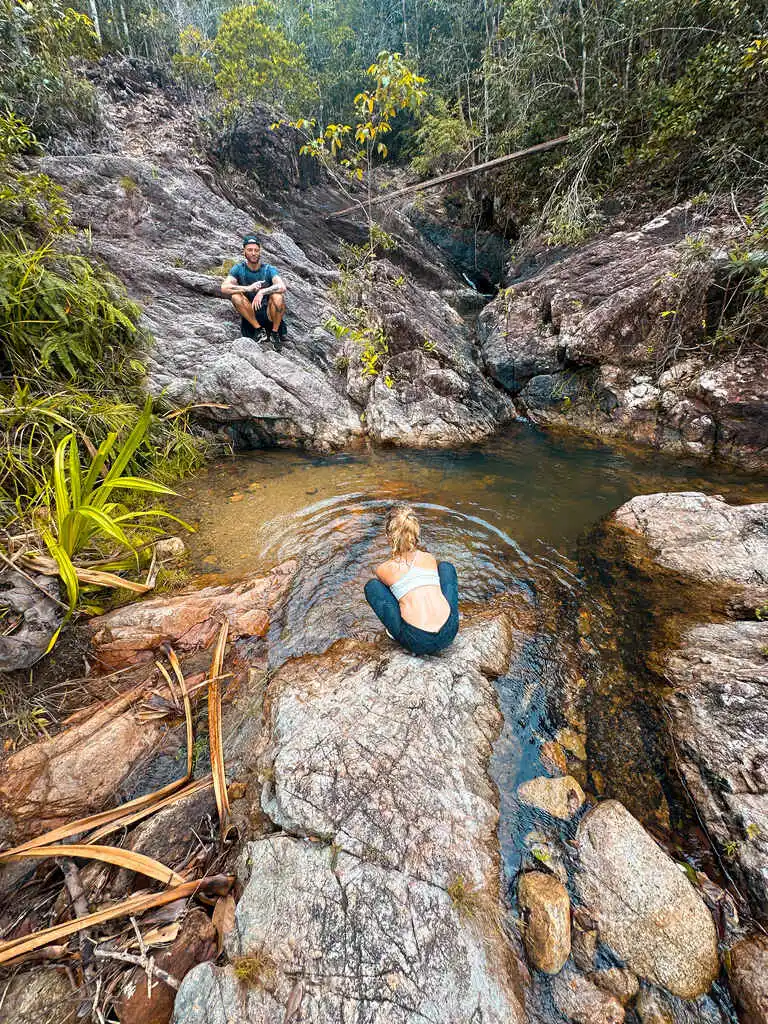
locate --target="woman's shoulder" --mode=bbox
[413,549,438,569]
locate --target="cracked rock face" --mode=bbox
[478,208,768,470]
[173,613,527,1022]
[591,492,768,920]
[41,78,514,452]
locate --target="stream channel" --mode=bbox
[170,421,766,1020]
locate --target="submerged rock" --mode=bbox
[634,983,732,1024]
[173,612,528,1022]
[574,801,719,998]
[518,871,571,974]
[590,967,640,1006]
[517,774,586,820]
[89,561,296,669]
[550,964,625,1024]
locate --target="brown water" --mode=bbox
[172,422,765,661]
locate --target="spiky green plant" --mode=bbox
[37,397,189,609]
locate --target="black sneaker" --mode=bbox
[269,332,282,352]
[277,319,288,341]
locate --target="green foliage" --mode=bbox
[0,230,143,380]
[174,4,318,116]
[324,313,389,379]
[295,51,426,179]
[411,97,477,177]
[0,0,98,144]
[33,398,188,610]
[0,115,72,235]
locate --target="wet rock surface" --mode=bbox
[518,870,571,974]
[588,492,768,920]
[550,963,625,1024]
[174,612,528,1022]
[517,774,586,820]
[727,933,768,1024]
[479,208,768,470]
[573,800,719,998]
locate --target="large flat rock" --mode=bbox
[174,612,528,1023]
[261,614,516,889]
[590,493,768,919]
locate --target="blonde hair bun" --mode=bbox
[386,504,420,556]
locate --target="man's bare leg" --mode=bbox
[267,293,285,333]
[231,292,260,330]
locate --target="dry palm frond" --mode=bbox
[4,844,185,886]
[166,646,193,778]
[208,621,232,839]
[87,776,213,845]
[1,669,196,859]
[0,874,234,966]
[21,554,152,593]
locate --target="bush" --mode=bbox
[411,97,477,177]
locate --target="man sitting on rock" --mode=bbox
[221,234,288,346]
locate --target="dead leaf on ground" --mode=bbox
[211,894,236,954]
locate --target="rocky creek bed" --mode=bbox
[1,439,767,1023]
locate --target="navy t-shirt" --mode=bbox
[230,261,279,290]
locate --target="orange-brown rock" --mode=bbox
[89,562,296,669]
[728,934,768,1024]
[116,909,217,1024]
[518,871,571,974]
[0,683,163,835]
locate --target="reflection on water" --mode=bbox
[172,422,764,661]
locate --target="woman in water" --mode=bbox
[364,505,459,655]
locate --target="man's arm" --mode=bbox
[252,273,287,306]
[221,273,256,297]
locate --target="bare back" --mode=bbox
[375,549,450,632]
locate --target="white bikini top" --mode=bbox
[390,565,441,600]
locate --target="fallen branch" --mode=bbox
[93,945,180,990]
[326,134,570,218]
